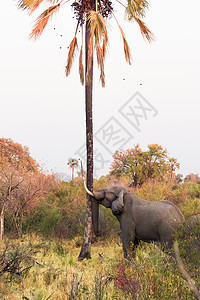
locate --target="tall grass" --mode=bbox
[0,235,199,299]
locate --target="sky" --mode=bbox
[0,0,200,179]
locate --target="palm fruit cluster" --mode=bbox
[72,0,113,25]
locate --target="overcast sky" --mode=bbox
[0,0,200,179]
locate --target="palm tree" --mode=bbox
[17,0,153,260]
[67,158,79,180]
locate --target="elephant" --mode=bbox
[85,183,185,258]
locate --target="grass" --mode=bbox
[0,234,199,300]
[0,235,124,300]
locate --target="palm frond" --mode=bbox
[96,41,102,67]
[79,46,84,85]
[65,36,78,77]
[86,35,94,85]
[87,11,109,86]
[118,24,132,65]
[100,69,105,87]
[17,0,35,10]
[88,11,109,57]
[29,0,46,14]
[102,30,108,58]
[125,0,154,43]
[134,17,154,43]
[48,0,61,3]
[96,42,105,87]
[29,4,60,40]
[125,0,149,19]
[113,13,132,64]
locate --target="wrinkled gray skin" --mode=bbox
[93,185,185,258]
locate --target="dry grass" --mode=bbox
[0,233,199,300]
[0,235,124,300]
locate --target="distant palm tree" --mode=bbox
[67,158,79,180]
[78,159,85,178]
[17,0,153,260]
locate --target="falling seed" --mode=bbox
[54,28,56,30]
[60,47,62,49]
[123,78,125,80]
[60,35,62,37]
[140,83,142,85]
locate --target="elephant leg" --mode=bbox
[159,225,175,252]
[121,225,136,258]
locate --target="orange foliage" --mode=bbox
[29,4,60,40]
[0,138,55,237]
[0,138,39,173]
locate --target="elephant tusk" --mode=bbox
[84,180,94,197]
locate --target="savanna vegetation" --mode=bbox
[0,138,200,299]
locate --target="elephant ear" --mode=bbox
[111,189,124,215]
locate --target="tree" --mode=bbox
[0,164,24,240]
[0,138,39,239]
[0,138,39,173]
[67,158,79,180]
[78,159,85,178]
[0,138,52,238]
[110,144,180,187]
[184,173,200,183]
[17,0,153,259]
[175,174,183,184]
[9,172,54,237]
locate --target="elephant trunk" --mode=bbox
[93,191,105,200]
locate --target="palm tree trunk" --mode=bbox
[84,19,99,237]
[80,160,84,178]
[78,18,99,260]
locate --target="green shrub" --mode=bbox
[99,205,120,239]
[52,241,68,257]
[177,215,200,268]
[187,182,200,198]
[24,204,64,237]
[179,198,200,217]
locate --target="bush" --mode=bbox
[0,242,37,282]
[40,178,119,240]
[115,260,140,299]
[187,182,200,198]
[114,244,197,299]
[24,204,64,237]
[177,215,200,268]
[134,180,189,205]
[99,206,120,239]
